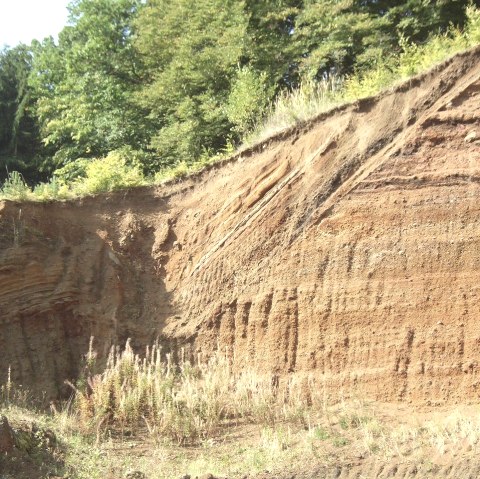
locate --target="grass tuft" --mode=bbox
[68,339,323,445]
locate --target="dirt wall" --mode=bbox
[1,47,480,402]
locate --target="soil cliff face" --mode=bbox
[1,48,480,401]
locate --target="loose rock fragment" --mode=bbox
[464,130,477,143]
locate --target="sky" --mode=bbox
[0,0,70,48]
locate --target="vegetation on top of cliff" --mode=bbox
[1,1,480,200]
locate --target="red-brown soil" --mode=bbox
[1,47,480,404]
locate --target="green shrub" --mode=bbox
[0,171,32,201]
[32,177,70,201]
[53,159,90,184]
[343,56,397,101]
[226,67,273,136]
[466,4,480,43]
[250,5,480,146]
[71,151,145,195]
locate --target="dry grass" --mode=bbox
[244,76,343,147]
[60,340,480,468]
[69,401,480,478]
[3,347,480,479]
[67,339,323,445]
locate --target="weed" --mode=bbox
[66,340,325,446]
[311,425,330,441]
[244,76,342,146]
[261,426,292,452]
[331,435,349,447]
[0,171,31,201]
[3,366,480,479]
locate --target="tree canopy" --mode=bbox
[1,0,479,184]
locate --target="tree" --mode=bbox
[30,0,145,169]
[0,45,43,183]
[134,0,249,166]
[293,0,479,80]
[4,0,479,185]
[244,0,302,88]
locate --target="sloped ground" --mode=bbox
[1,46,480,410]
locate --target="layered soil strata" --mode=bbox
[1,47,480,401]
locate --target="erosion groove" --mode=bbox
[1,47,480,402]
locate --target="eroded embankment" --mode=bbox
[1,47,480,401]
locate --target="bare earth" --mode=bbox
[1,46,480,478]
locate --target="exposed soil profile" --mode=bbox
[1,47,480,403]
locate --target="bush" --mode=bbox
[32,177,70,200]
[71,151,145,196]
[226,67,273,136]
[53,159,90,184]
[343,56,397,101]
[1,151,146,201]
[249,5,480,145]
[0,171,31,201]
[466,4,480,44]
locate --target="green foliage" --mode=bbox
[0,45,44,183]
[293,0,476,80]
[244,0,301,86]
[465,4,480,43]
[331,435,349,447]
[32,177,70,201]
[398,29,468,78]
[312,426,330,440]
[226,67,272,136]
[70,151,145,195]
[0,171,31,200]
[1,152,145,201]
[342,6,480,102]
[294,0,389,78]
[342,56,398,101]
[246,76,342,145]
[153,141,235,184]
[53,158,90,184]
[30,0,145,167]
[1,0,480,193]
[134,0,248,165]
[250,3,480,149]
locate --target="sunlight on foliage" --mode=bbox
[226,67,273,136]
[245,75,343,146]
[1,152,146,201]
[0,171,32,201]
[1,5,480,201]
[252,5,480,143]
[71,151,145,195]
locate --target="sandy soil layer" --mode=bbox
[1,47,480,403]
